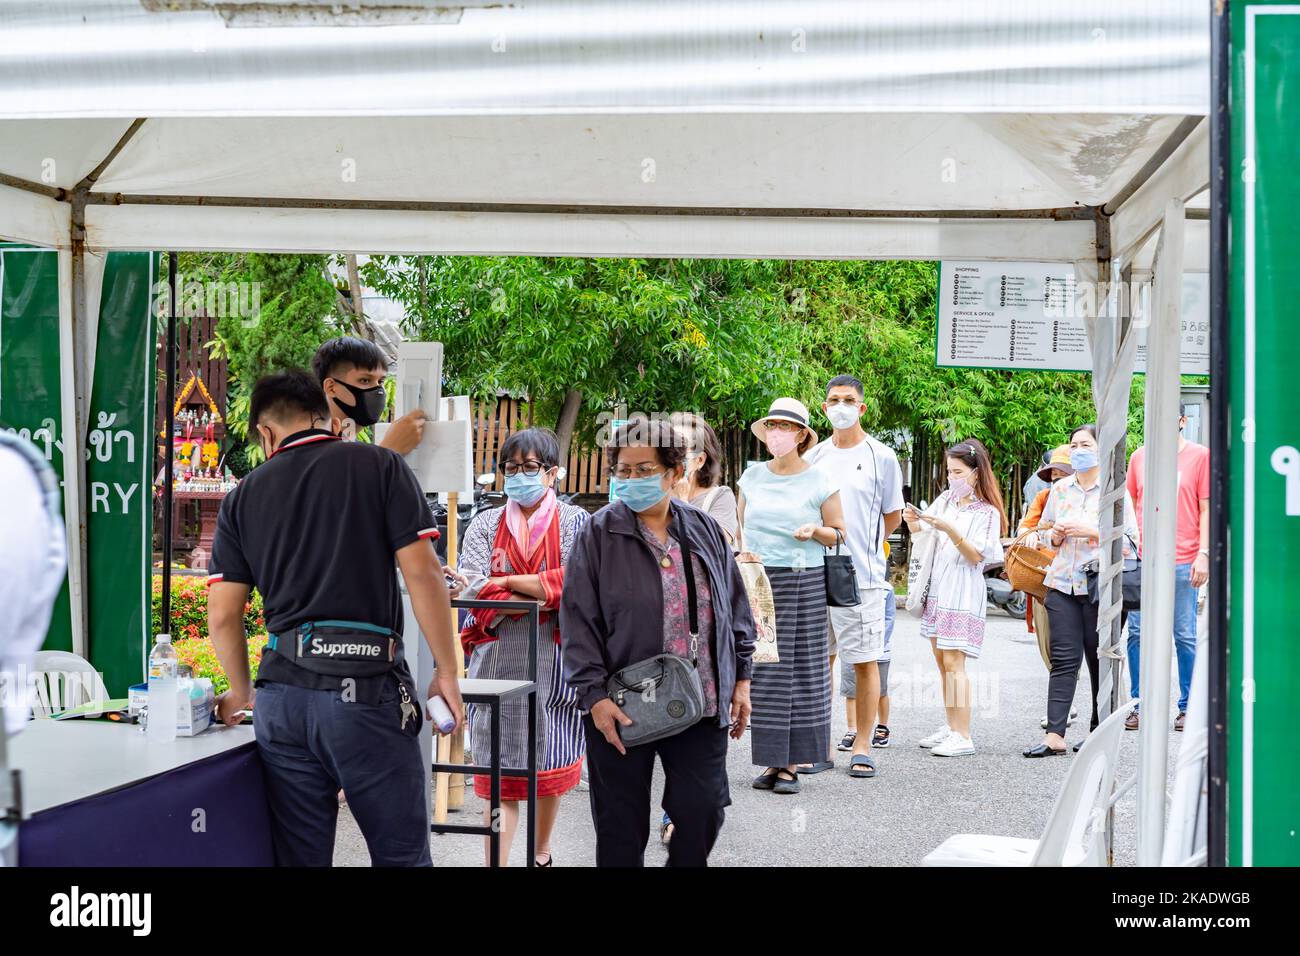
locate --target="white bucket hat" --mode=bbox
[750,397,818,451]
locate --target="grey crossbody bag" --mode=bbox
[606,525,706,747]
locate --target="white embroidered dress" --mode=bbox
[914,491,1004,659]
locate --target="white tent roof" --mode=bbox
[1,0,1209,262]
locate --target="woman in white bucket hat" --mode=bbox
[736,398,844,795]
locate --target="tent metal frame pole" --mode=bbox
[78,191,1097,222]
[1136,198,1185,867]
[1104,258,1135,863]
[44,120,150,664]
[57,216,89,661]
[1206,0,1230,869]
[160,253,177,637]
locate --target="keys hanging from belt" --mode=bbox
[398,680,418,730]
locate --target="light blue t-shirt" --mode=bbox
[737,462,840,569]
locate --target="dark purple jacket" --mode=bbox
[560,498,757,726]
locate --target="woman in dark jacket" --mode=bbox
[561,418,756,867]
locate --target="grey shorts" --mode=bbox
[827,586,887,665]
[840,591,896,698]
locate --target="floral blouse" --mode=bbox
[637,518,719,717]
[1040,474,1139,596]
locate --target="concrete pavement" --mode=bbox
[334,608,1184,866]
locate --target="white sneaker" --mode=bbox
[919,724,952,748]
[931,734,976,757]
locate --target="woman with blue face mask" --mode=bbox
[1024,423,1138,758]
[451,427,590,865]
[560,418,757,867]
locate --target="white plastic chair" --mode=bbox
[922,701,1134,867]
[28,650,110,718]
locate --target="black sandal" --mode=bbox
[836,731,857,752]
[772,768,802,794]
[752,767,781,790]
[872,724,890,748]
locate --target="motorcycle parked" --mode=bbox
[430,470,569,559]
[984,557,1028,618]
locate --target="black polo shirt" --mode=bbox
[208,428,436,692]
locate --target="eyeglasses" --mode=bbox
[824,398,860,407]
[764,419,803,432]
[612,463,666,480]
[501,460,547,477]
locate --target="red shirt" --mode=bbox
[1126,441,1210,564]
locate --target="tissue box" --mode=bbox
[132,678,215,735]
[177,677,215,736]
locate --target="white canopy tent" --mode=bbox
[0,0,1210,865]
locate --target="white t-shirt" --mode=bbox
[805,433,903,588]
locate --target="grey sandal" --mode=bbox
[848,754,877,778]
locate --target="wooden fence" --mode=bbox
[470,397,763,495]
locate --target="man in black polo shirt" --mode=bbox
[207,370,463,867]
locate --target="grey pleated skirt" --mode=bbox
[749,566,832,768]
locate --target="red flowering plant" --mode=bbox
[150,575,267,694]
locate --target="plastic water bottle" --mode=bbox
[147,634,178,744]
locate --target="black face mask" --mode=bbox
[331,379,386,427]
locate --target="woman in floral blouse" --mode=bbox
[1023,423,1138,758]
[904,438,1007,758]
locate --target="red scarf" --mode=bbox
[460,501,565,656]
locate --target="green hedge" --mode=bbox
[150,575,267,694]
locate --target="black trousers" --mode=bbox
[1044,589,1101,738]
[254,680,431,867]
[583,717,731,867]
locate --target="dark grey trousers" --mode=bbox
[253,679,431,867]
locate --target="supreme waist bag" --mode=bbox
[269,620,398,678]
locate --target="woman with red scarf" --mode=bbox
[452,428,588,867]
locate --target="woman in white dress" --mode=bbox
[904,438,1007,757]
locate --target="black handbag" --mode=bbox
[606,525,706,747]
[824,529,860,607]
[1084,535,1141,611]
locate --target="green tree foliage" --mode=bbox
[174,252,345,463]
[185,252,1143,505]
[365,254,1140,505]
[361,256,798,450]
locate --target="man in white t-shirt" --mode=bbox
[803,375,904,779]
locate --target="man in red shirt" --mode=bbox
[1124,405,1210,732]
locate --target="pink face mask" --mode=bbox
[765,428,800,458]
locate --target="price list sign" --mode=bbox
[938,261,1210,375]
[938,262,1089,371]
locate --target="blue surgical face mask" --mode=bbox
[1070,448,1100,472]
[504,472,548,507]
[610,474,669,513]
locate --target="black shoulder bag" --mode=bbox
[825,529,860,607]
[1084,534,1142,611]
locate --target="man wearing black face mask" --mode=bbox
[207,369,463,865]
[312,336,427,455]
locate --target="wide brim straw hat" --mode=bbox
[1037,445,1075,483]
[750,398,818,451]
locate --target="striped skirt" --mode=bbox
[466,616,584,801]
[749,567,832,768]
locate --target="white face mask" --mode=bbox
[826,404,860,430]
